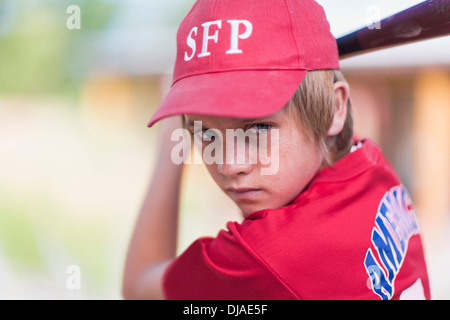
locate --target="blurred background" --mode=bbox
[0,0,449,299]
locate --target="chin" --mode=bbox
[240,198,294,218]
[239,206,260,218]
[239,203,272,218]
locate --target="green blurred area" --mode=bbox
[0,0,116,96]
[0,0,449,300]
[0,0,129,299]
[0,0,199,299]
[0,189,111,280]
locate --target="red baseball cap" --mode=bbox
[147,0,339,127]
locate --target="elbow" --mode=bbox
[122,270,142,300]
[121,260,171,300]
[121,277,135,300]
[122,280,146,300]
[121,271,167,300]
[122,288,132,300]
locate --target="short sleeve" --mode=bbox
[162,221,298,300]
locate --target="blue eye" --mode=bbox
[193,128,218,142]
[203,129,217,140]
[253,123,272,132]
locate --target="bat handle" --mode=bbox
[337,0,450,59]
[337,30,363,58]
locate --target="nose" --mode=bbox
[218,136,254,177]
[217,162,253,177]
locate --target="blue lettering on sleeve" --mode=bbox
[372,216,402,282]
[364,185,420,300]
[364,249,392,300]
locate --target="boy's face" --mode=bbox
[185,106,323,217]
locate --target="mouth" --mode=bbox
[226,187,263,201]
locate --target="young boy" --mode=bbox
[122,0,430,300]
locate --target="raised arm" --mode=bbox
[122,116,185,300]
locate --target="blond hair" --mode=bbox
[288,70,354,166]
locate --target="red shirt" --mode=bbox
[163,139,431,300]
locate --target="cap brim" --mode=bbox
[147,69,307,127]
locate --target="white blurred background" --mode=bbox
[0,0,449,299]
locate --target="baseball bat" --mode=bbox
[337,0,450,59]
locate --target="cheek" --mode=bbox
[205,163,220,182]
[204,162,229,193]
[273,134,322,195]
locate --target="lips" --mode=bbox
[227,187,262,201]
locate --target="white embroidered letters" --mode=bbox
[184,27,198,61]
[184,19,253,61]
[198,20,222,58]
[226,20,253,54]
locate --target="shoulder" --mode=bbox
[162,217,299,299]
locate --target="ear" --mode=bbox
[327,81,349,136]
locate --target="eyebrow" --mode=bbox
[184,114,277,130]
[236,115,278,126]
[184,117,197,129]
[184,118,210,135]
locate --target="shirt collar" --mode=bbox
[288,138,381,205]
